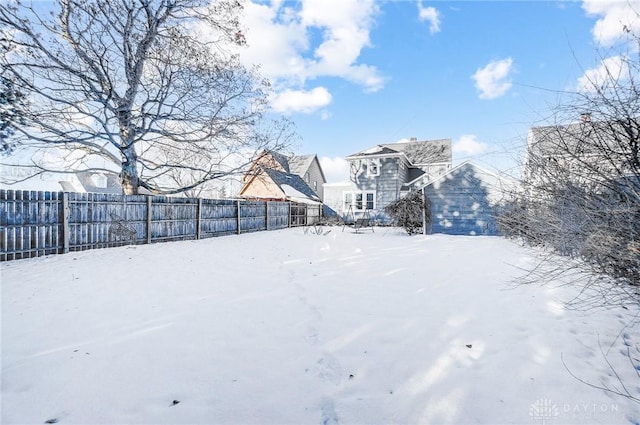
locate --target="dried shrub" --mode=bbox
[384,190,430,235]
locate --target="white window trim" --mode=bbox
[366,159,381,177]
[343,190,376,212]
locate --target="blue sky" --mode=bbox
[236,0,640,182]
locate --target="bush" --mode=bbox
[384,190,430,235]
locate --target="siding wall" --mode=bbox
[376,158,404,218]
[424,163,503,236]
[322,182,353,217]
[306,158,326,201]
[350,156,409,222]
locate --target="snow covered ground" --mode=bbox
[2,227,639,424]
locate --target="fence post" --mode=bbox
[422,187,428,236]
[236,200,241,235]
[62,192,70,253]
[265,201,269,231]
[146,196,152,244]
[196,198,202,240]
[288,202,292,227]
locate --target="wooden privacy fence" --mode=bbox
[0,190,323,261]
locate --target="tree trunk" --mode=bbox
[120,145,140,195]
[118,103,139,194]
[121,160,139,195]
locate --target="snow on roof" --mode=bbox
[347,139,452,165]
[281,186,321,204]
[264,168,319,202]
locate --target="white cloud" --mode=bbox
[418,2,441,34]
[270,87,332,114]
[471,58,514,100]
[239,2,308,86]
[453,135,488,156]
[319,156,350,183]
[582,0,640,46]
[577,55,628,92]
[340,64,386,93]
[237,0,384,113]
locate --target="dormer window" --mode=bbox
[92,173,107,188]
[367,159,381,177]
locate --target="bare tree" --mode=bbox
[0,0,295,195]
[0,40,26,154]
[499,30,640,300]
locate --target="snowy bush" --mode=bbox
[384,190,430,235]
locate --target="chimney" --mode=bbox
[410,137,418,143]
[580,113,591,123]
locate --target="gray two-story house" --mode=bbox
[324,138,452,221]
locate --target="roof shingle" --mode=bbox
[347,139,452,165]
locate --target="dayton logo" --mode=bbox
[529,399,559,424]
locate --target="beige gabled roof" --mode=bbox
[239,166,320,203]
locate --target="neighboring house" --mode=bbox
[324,137,452,221]
[288,154,327,201]
[422,161,509,236]
[524,115,637,190]
[74,171,122,193]
[0,167,123,194]
[238,150,323,204]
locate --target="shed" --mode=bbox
[421,162,508,236]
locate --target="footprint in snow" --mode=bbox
[320,398,340,425]
[317,354,343,385]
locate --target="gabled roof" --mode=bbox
[240,165,320,203]
[347,139,452,165]
[420,161,514,203]
[383,139,451,164]
[288,154,315,176]
[254,149,291,173]
[240,150,326,202]
[269,151,291,172]
[347,145,401,158]
[289,154,327,184]
[264,168,320,202]
[528,120,632,158]
[528,122,593,157]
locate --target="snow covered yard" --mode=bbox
[2,227,639,425]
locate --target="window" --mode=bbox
[367,159,381,177]
[91,173,108,188]
[343,192,353,211]
[365,192,374,210]
[355,193,363,210]
[343,191,375,211]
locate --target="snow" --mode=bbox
[280,184,320,204]
[2,228,639,424]
[361,145,385,155]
